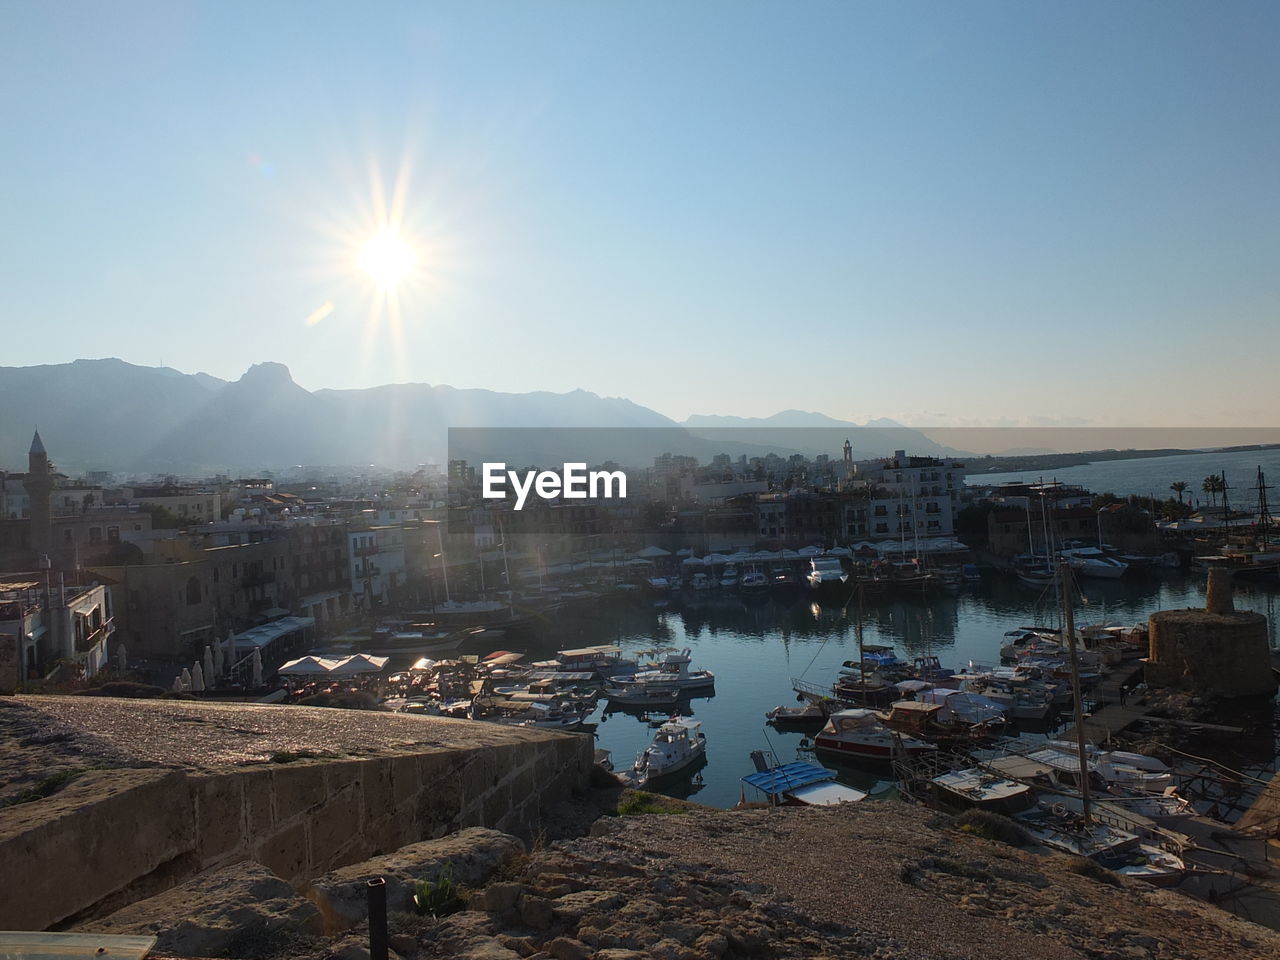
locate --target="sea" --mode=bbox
[973,447,1280,504]
[520,572,1280,810]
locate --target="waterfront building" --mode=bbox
[859,450,966,541]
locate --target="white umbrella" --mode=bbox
[191,662,205,692]
[212,637,223,678]
[203,646,215,687]
[277,656,339,676]
[116,642,128,673]
[180,667,192,691]
[328,654,389,677]
[224,630,236,674]
[172,675,183,693]
[251,647,263,688]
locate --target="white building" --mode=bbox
[860,450,966,541]
[348,524,406,607]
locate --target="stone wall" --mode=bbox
[0,729,590,931]
[1147,607,1275,698]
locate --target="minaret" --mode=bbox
[23,430,55,564]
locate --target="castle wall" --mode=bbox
[0,730,590,931]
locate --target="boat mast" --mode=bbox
[1059,558,1092,827]
[1256,466,1272,551]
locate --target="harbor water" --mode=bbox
[975,447,1280,501]
[521,573,1280,809]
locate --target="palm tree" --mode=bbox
[1170,481,1187,505]
[1202,475,1225,507]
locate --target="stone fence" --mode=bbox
[0,728,590,931]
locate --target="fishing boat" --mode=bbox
[741,752,867,806]
[765,700,833,730]
[812,708,937,761]
[928,767,1034,816]
[878,700,1004,744]
[629,717,707,785]
[606,647,714,694]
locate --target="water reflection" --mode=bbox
[517,571,1276,809]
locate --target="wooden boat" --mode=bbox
[812,708,937,761]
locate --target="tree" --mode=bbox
[1202,475,1225,507]
[1170,481,1187,504]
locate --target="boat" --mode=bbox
[806,555,848,593]
[878,700,1004,744]
[741,752,867,806]
[770,565,800,598]
[812,708,937,761]
[719,562,739,591]
[928,767,1034,816]
[629,717,707,785]
[740,568,769,597]
[686,572,712,592]
[606,647,714,693]
[765,700,833,730]
[1059,546,1129,580]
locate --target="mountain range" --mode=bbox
[0,359,954,474]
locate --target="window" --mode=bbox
[107,527,120,543]
[186,576,202,605]
[89,527,102,543]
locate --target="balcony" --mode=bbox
[77,616,114,653]
[241,570,276,588]
[354,544,380,557]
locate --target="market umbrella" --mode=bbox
[212,637,223,677]
[251,647,263,688]
[116,642,127,673]
[180,667,192,691]
[202,647,215,689]
[224,630,236,674]
[191,662,205,693]
[172,675,183,693]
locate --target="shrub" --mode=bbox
[614,791,683,816]
[0,769,83,808]
[1064,856,1121,886]
[953,809,1032,847]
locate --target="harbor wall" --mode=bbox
[0,731,591,932]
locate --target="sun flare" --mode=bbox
[358,229,417,291]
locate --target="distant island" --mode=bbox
[967,444,1280,476]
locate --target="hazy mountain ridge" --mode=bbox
[0,360,949,473]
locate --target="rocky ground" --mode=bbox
[82,786,1280,960]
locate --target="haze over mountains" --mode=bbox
[0,359,972,474]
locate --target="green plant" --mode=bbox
[412,865,460,917]
[0,769,83,808]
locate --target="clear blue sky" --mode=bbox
[2,1,1278,426]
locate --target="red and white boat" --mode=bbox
[812,708,937,761]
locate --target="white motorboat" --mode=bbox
[1060,547,1129,579]
[812,708,937,761]
[953,672,1053,720]
[607,647,714,695]
[806,556,848,591]
[719,563,739,590]
[631,717,707,784]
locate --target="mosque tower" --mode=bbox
[22,430,55,565]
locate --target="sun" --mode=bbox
[358,228,417,291]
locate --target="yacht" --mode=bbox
[630,717,707,785]
[812,708,937,761]
[806,555,849,592]
[1059,546,1129,580]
